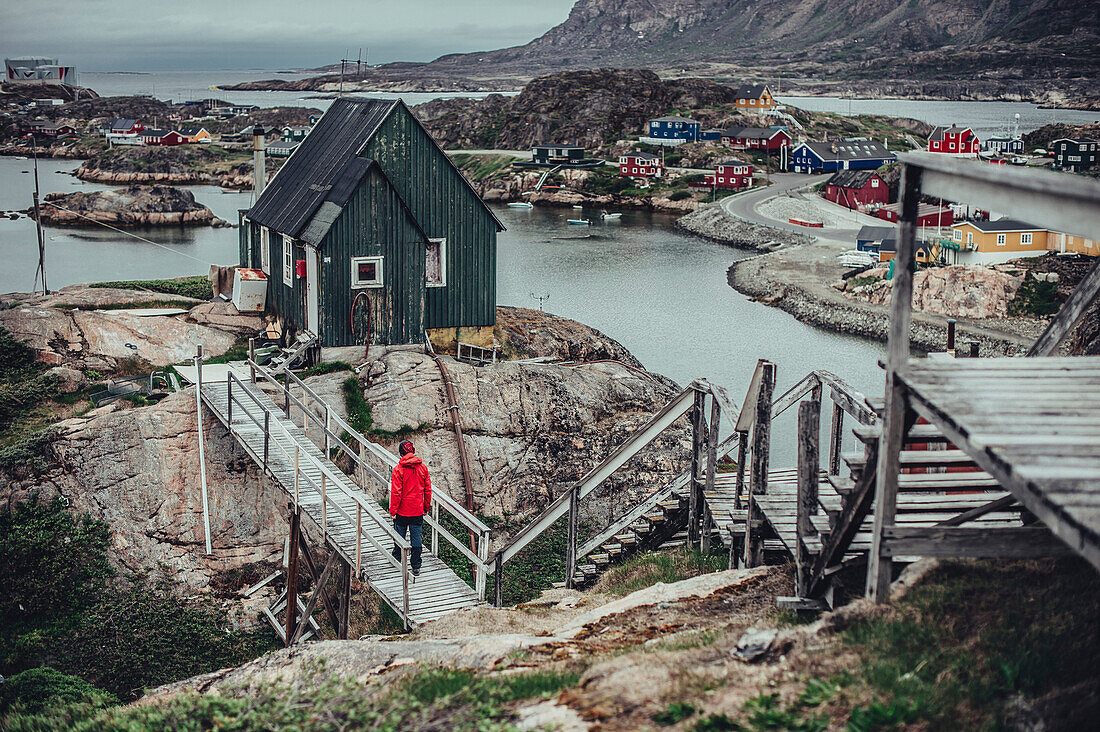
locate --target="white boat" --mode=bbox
[567,219,590,225]
[572,205,583,210]
[220,187,244,194]
[507,202,533,209]
[601,212,622,220]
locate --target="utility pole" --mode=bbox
[30,137,47,295]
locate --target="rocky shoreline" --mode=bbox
[33,185,228,228]
[675,201,812,252]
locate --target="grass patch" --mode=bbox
[341,376,426,439]
[839,558,1100,729]
[0,498,277,704]
[299,360,353,378]
[1008,276,1060,316]
[0,667,118,717]
[592,546,729,597]
[654,701,697,725]
[89,276,212,301]
[201,337,250,365]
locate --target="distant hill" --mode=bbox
[425,0,1098,78]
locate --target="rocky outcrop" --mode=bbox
[842,265,1024,319]
[0,391,285,595]
[75,146,266,187]
[0,286,239,368]
[415,69,737,150]
[495,306,645,367]
[470,165,701,211]
[35,185,225,227]
[677,202,812,251]
[360,349,688,523]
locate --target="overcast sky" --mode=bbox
[2,1,576,71]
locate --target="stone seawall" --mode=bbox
[676,202,812,252]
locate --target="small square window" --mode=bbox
[953,230,962,242]
[351,256,383,288]
[260,228,270,275]
[996,234,1006,246]
[282,235,294,287]
[1021,232,1033,245]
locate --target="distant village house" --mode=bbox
[877,202,954,228]
[789,139,895,173]
[1051,138,1098,172]
[704,161,754,190]
[141,129,187,146]
[824,170,889,209]
[178,126,211,143]
[618,152,663,179]
[720,126,791,152]
[531,144,586,166]
[240,99,504,351]
[984,136,1024,155]
[646,116,700,142]
[734,84,775,110]
[927,126,980,156]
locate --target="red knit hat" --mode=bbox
[399,440,415,456]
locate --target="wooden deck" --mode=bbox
[199,378,480,626]
[898,358,1100,570]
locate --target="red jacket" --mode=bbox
[390,453,432,517]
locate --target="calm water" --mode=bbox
[0,156,884,460]
[779,96,1100,140]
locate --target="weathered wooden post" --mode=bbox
[338,561,351,640]
[285,506,300,646]
[283,366,291,418]
[733,432,748,510]
[263,411,270,471]
[743,362,776,568]
[688,388,707,546]
[248,337,256,383]
[493,554,504,607]
[868,162,920,602]
[828,401,845,476]
[476,531,489,602]
[702,394,721,554]
[796,398,821,597]
[194,345,212,556]
[401,547,411,630]
[565,488,580,588]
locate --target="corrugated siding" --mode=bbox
[320,166,425,347]
[365,107,497,330]
[266,231,305,330]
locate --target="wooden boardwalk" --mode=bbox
[199,377,480,626]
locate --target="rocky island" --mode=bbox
[33,185,226,227]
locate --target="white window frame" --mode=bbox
[426,237,447,288]
[966,232,974,244]
[351,255,384,289]
[1021,232,1033,245]
[996,233,1006,246]
[953,229,962,242]
[260,227,270,275]
[282,235,295,287]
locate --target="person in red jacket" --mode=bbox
[390,440,431,576]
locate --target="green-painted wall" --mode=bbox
[365,105,497,330]
[319,166,425,347]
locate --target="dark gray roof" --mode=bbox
[722,126,788,139]
[142,129,173,137]
[1052,138,1099,145]
[249,97,503,245]
[929,125,972,141]
[857,225,895,242]
[962,219,1044,233]
[177,126,206,135]
[248,99,397,242]
[533,143,584,149]
[797,139,894,163]
[826,169,882,188]
[109,118,137,130]
[625,151,660,161]
[735,84,769,99]
[651,116,697,123]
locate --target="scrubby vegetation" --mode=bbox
[0,325,61,448]
[0,499,277,708]
[593,547,729,597]
[90,275,213,301]
[1009,275,1060,316]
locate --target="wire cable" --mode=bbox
[38,200,219,266]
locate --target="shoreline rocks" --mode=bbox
[676,202,812,252]
[33,185,227,227]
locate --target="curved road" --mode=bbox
[721,172,878,243]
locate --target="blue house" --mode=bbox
[647,116,701,142]
[700,128,723,142]
[984,137,1024,154]
[856,225,896,253]
[790,139,895,173]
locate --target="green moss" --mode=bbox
[1008,277,1059,316]
[89,276,212,301]
[0,667,118,716]
[0,428,61,475]
[592,546,729,597]
[299,361,353,378]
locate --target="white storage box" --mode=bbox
[232,268,268,313]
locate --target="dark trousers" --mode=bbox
[392,515,423,570]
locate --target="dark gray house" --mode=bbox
[239,99,504,349]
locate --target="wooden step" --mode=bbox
[829,470,1002,493]
[852,423,951,445]
[843,449,976,474]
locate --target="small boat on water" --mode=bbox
[220,187,244,194]
[507,202,533,209]
[601,211,622,220]
[572,205,583,210]
[567,218,590,225]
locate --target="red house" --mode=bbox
[704,161,754,190]
[720,126,792,152]
[928,126,980,156]
[824,170,888,210]
[878,202,954,227]
[141,129,187,146]
[618,152,663,179]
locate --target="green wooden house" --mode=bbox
[239,99,504,349]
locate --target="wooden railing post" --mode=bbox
[688,388,707,546]
[828,401,845,476]
[321,472,327,539]
[401,547,411,629]
[283,366,291,418]
[226,376,233,427]
[355,504,362,575]
[431,501,440,556]
[733,431,748,511]
[702,394,720,554]
[744,362,776,568]
[285,506,300,647]
[493,554,503,607]
[796,398,821,597]
[324,406,331,456]
[565,488,579,589]
[248,338,256,383]
[476,531,488,602]
[263,411,270,471]
[294,445,300,507]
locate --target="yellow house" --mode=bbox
[735,83,775,110]
[951,220,1048,264]
[1047,231,1100,257]
[178,126,211,143]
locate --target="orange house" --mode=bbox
[735,84,775,110]
[952,220,1048,264]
